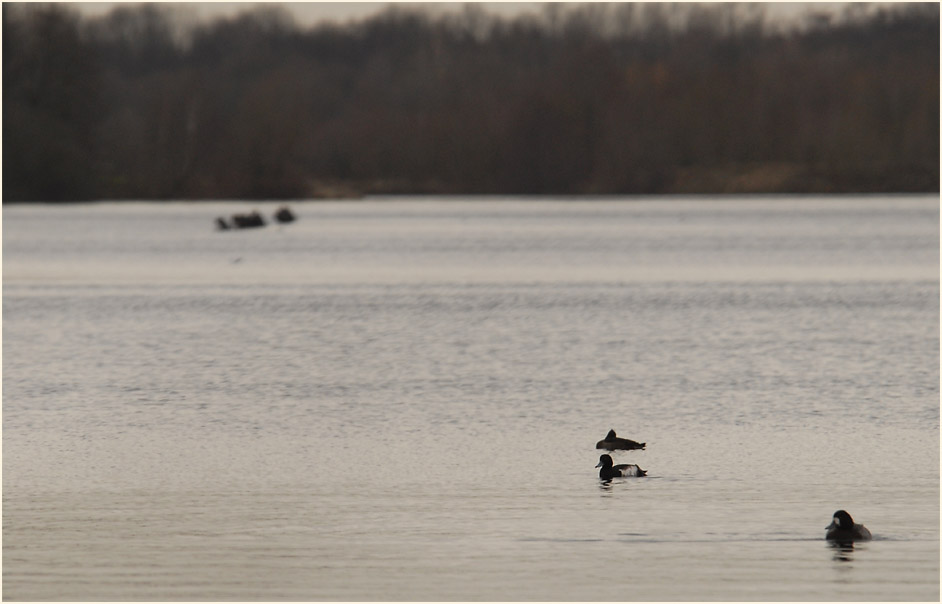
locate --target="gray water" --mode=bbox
[3,196,939,601]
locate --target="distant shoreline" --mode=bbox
[4,191,938,206]
[5,163,938,204]
[4,4,937,203]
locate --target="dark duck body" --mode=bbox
[825,510,872,543]
[596,429,645,450]
[596,454,646,479]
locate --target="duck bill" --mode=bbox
[595,461,603,468]
[826,520,837,531]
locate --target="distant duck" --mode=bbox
[596,454,646,479]
[274,205,296,223]
[596,429,645,450]
[231,211,266,228]
[825,510,872,542]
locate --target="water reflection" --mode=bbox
[598,475,657,492]
[828,540,858,562]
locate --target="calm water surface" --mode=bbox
[3,196,939,600]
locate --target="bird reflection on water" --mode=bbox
[829,540,862,563]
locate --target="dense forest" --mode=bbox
[3,2,939,201]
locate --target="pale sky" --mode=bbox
[65,2,851,27]
[67,2,547,24]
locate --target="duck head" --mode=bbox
[827,510,854,531]
[595,454,614,469]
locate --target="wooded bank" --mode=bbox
[3,3,938,201]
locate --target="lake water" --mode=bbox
[3,196,939,601]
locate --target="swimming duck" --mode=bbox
[596,454,646,479]
[596,429,645,450]
[825,510,872,542]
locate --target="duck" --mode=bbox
[596,429,645,450]
[273,205,296,223]
[825,510,872,542]
[596,454,646,479]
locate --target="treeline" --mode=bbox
[3,2,939,201]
